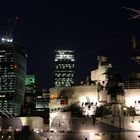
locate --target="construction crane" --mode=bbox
[123,7,140,20]
[1,17,20,43]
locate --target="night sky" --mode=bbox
[0,1,140,89]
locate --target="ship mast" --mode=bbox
[123,7,140,64]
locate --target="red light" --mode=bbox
[16,16,19,20]
[14,64,18,69]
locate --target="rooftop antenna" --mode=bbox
[1,17,19,43]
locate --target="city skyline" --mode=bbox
[0,1,140,89]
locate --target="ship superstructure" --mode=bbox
[48,56,140,140]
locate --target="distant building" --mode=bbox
[33,89,50,122]
[23,75,37,116]
[0,39,26,116]
[54,50,75,87]
[23,76,49,120]
[25,75,35,86]
[36,89,49,110]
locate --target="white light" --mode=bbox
[34,129,40,134]
[1,37,13,43]
[8,135,12,138]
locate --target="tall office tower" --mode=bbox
[0,38,26,116]
[54,50,75,87]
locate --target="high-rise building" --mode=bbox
[54,50,75,87]
[0,38,26,116]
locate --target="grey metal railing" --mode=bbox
[123,81,140,89]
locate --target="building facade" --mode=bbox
[0,41,26,116]
[25,75,35,86]
[23,75,36,116]
[54,50,75,87]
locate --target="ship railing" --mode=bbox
[123,80,140,89]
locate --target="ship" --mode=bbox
[48,56,140,140]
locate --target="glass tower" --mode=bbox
[0,42,26,116]
[54,50,75,87]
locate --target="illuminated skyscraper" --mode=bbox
[54,50,75,87]
[0,38,26,116]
